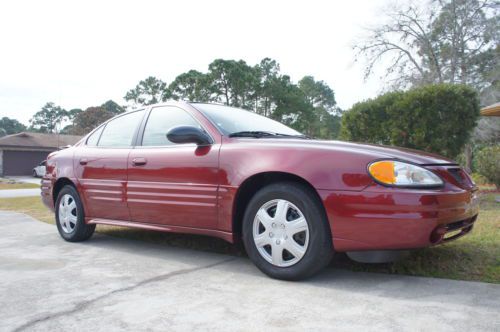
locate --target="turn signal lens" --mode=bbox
[368,161,396,184]
[368,160,443,187]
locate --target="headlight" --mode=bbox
[368,160,443,187]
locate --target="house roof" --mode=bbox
[480,102,500,116]
[0,132,82,150]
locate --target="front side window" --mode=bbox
[98,110,144,147]
[142,107,201,146]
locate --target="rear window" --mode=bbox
[98,110,144,147]
[86,126,104,146]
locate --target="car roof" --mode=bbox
[145,101,233,110]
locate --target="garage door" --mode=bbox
[3,150,51,176]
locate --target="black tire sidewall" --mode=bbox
[242,182,333,280]
[55,185,94,242]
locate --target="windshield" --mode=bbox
[193,103,302,136]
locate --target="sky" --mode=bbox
[0,0,389,125]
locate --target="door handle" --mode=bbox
[79,158,88,165]
[132,157,147,166]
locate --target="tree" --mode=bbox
[122,58,341,139]
[29,102,68,133]
[430,0,498,87]
[70,107,113,135]
[253,58,281,116]
[169,70,212,102]
[101,100,126,115]
[67,108,83,121]
[60,124,75,135]
[355,0,498,91]
[340,84,480,158]
[298,76,339,138]
[474,45,500,105]
[266,75,341,138]
[124,76,170,107]
[269,75,313,133]
[208,59,258,108]
[0,117,26,136]
[472,117,500,144]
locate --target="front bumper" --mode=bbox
[41,177,55,211]
[319,186,479,252]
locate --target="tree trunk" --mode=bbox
[464,143,473,173]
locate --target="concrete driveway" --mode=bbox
[1,211,499,332]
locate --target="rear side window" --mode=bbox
[86,126,104,146]
[142,107,200,146]
[98,110,144,147]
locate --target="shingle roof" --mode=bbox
[0,132,82,150]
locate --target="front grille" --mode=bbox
[430,215,477,244]
[445,215,477,231]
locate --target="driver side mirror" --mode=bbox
[166,126,212,146]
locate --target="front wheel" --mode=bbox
[55,185,95,242]
[242,182,333,280]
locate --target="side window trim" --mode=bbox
[134,106,152,147]
[95,124,106,146]
[137,106,213,148]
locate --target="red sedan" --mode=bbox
[42,102,479,280]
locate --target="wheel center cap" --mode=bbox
[271,223,287,240]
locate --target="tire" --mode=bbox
[55,185,95,242]
[33,170,38,177]
[242,182,333,280]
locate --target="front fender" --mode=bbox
[219,139,376,191]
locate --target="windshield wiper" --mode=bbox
[229,131,276,138]
[228,131,310,139]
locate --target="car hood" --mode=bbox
[320,140,456,165]
[235,138,457,165]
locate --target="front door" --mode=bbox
[75,110,145,221]
[127,106,220,229]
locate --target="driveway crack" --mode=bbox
[13,257,237,332]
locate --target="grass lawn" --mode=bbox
[0,193,498,283]
[0,182,40,190]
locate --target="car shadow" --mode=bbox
[94,225,357,267]
[77,229,499,311]
[92,226,403,272]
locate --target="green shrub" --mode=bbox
[474,145,500,188]
[340,84,480,158]
[470,172,489,185]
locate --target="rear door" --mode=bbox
[127,106,220,229]
[74,110,145,221]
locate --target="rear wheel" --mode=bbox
[55,185,95,242]
[32,170,37,177]
[242,182,333,280]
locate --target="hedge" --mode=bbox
[340,84,480,158]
